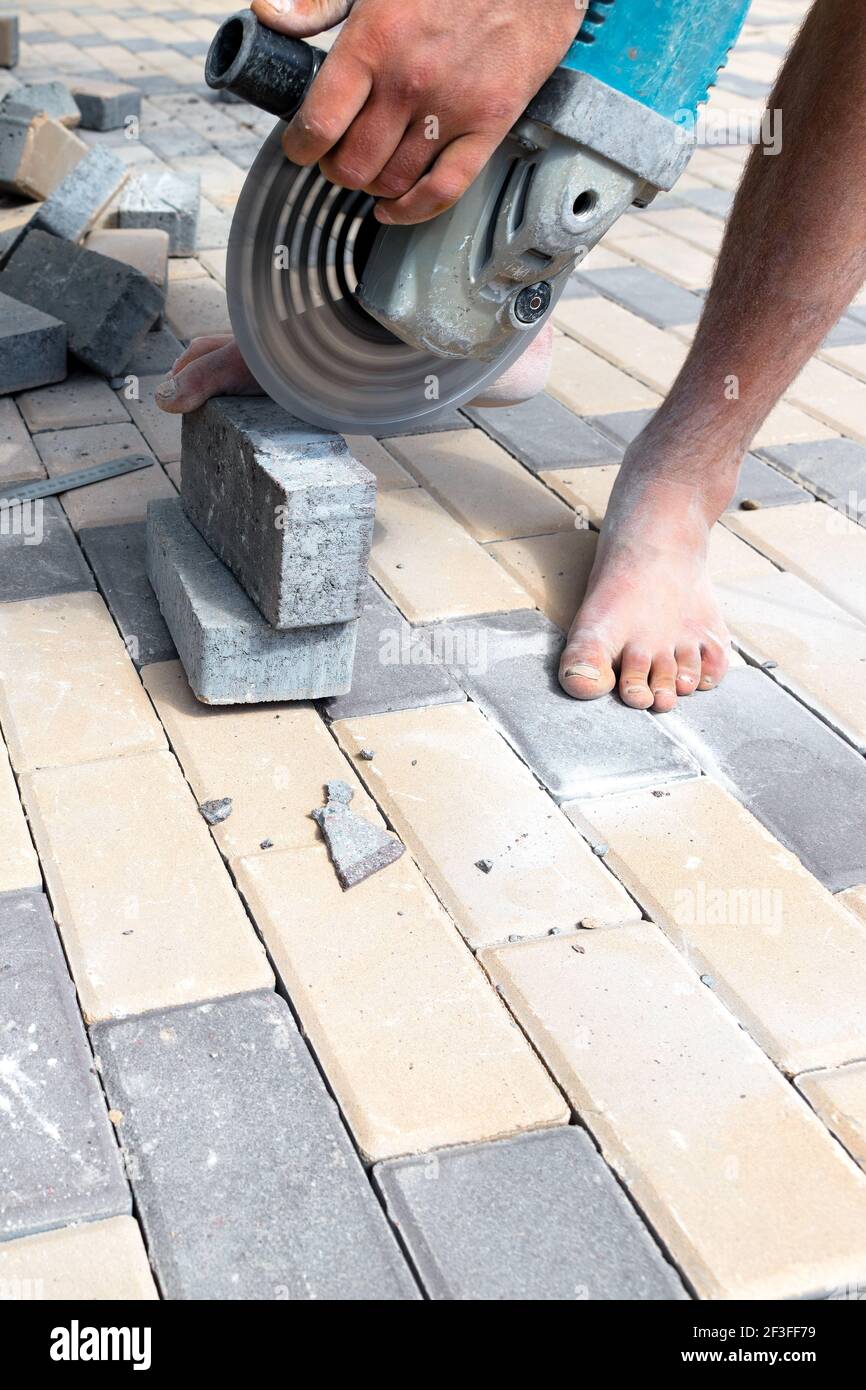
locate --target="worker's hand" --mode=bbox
[249,0,585,224]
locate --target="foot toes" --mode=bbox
[156,341,261,414]
[674,643,703,696]
[698,637,730,691]
[559,636,616,701]
[618,643,654,709]
[648,652,679,712]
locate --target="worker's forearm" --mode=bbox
[644,0,866,471]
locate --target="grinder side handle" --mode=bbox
[205,10,325,119]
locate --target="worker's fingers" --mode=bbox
[168,335,235,377]
[374,132,499,225]
[282,48,373,166]
[364,118,442,200]
[250,0,355,38]
[319,96,412,191]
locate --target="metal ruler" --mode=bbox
[0,455,154,504]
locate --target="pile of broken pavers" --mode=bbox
[0,12,199,393]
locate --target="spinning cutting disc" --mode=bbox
[226,124,543,434]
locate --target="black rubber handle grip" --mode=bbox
[205,10,325,119]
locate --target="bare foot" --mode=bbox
[558,450,733,712]
[155,336,262,414]
[155,323,553,415]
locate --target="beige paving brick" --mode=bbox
[719,570,866,751]
[0,734,39,892]
[384,429,575,542]
[16,374,129,434]
[725,502,866,623]
[172,153,245,210]
[578,245,630,272]
[333,703,640,949]
[548,334,662,415]
[603,229,716,290]
[838,885,866,925]
[786,358,866,444]
[0,592,165,774]
[641,206,725,255]
[141,658,383,862]
[236,844,568,1161]
[344,434,417,491]
[118,374,181,463]
[0,399,44,486]
[165,276,231,340]
[553,298,688,395]
[370,487,533,622]
[21,748,273,1021]
[541,465,618,527]
[33,423,174,529]
[819,341,866,383]
[570,779,866,1073]
[751,403,839,449]
[482,925,866,1300]
[167,257,208,282]
[0,1217,158,1300]
[687,148,746,190]
[485,529,596,631]
[197,246,227,286]
[797,1063,866,1172]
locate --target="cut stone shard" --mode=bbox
[312,780,404,890]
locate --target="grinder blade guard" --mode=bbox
[207,2,752,434]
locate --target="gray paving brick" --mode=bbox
[92,991,419,1300]
[33,146,127,242]
[658,667,866,892]
[324,579,464,720]
[821,317,866,349]
[79,520,176,667]
[0,496,94,601]
[146,497,358,703]
[558,273,600,301]
[0,288,66,394]
[374,407,467,439]
[0,231,162,378]
[581,265,704,328]
[588,408,656,448]
[1,81,79,127]
[424,608,699,801]
[121,325,184,379]
[680,185,734,219]
[464,393,620,474]
[730,454,813,509]
[374,1127,688,1301]
[0,889,130,1242]
[118,169,200,256]
[140,126,212,161]
[756,438,866,521]
[70,79,141,133]
[182,397,376,629]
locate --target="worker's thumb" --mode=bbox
[250,0,355,38]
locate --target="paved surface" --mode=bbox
[3,0,866,1301]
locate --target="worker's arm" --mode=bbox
[250,0,586,224]
[639,0,866,475]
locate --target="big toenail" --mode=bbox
[563,663,600,680]
[156,377,177,400]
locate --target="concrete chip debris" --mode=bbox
[312,779,405,890]
[198,797,232,826]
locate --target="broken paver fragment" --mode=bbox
[199,796,232,825]
[312,779,405,889]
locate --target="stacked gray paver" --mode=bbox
[146,397,376,704]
